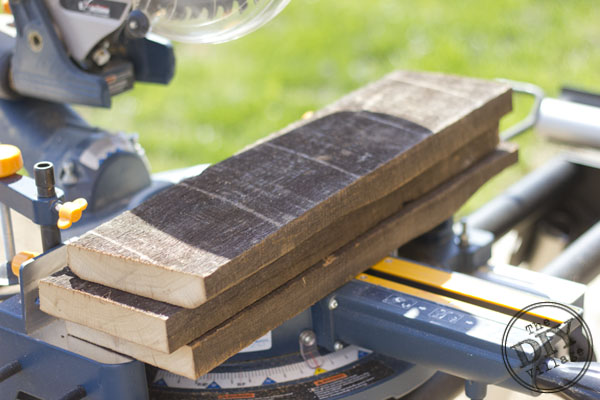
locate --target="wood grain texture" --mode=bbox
[66,71,512,309]
[40,129,499,353]
[63,144,518,379]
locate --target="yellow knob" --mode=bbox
[0,144,23,178]
[11,251,38,278]
[57,198,88,229]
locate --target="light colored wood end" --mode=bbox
[39,277,173,353]
[66,245,207,309]
[66,322,197,380]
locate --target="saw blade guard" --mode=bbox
[132,0,290,43]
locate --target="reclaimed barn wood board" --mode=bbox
[62,145,517,379]
[40,129,499,353]
[66,71,512,309]
[272,70,512,143]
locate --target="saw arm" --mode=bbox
[0,0,289,106]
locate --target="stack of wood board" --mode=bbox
[39,70,516,379]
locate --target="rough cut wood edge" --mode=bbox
[65,144,518,379]
[40,129,498,353]
[255,70,511,146]
[66,72,512,309]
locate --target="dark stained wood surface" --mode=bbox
[62,145,518,379]
[66,71,512,308]
[40,129,500,352]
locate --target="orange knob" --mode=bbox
[57,198,88,229]
[0,144,23,178]
[11,251,38,278]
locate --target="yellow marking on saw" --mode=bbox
[363,258,567,324]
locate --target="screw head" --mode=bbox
[27,31,43,53]
[328,297,338,310]
[299,330,316,347]
[333,341,344,351]
[125,10,150,39]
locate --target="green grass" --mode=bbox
[78,0,600,213]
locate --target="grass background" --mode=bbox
[79,0,600,213]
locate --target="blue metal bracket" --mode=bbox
[9,0,113,107]
[0,321,149,399]
[0,174,63,226]
[7,0,175,107]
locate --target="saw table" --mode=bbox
[0,212,596,400]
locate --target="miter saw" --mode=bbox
[1,1,600,399]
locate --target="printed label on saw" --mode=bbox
[149,358,396,400]
[154,346,372,390]
[239,332,272,353]
[60,0,128,19]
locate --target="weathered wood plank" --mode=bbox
[63,145,518,379]
[66,72,511,309]
[276,71,511,140]
[40,129,499,353]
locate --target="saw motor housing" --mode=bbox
[0,0,290,236]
